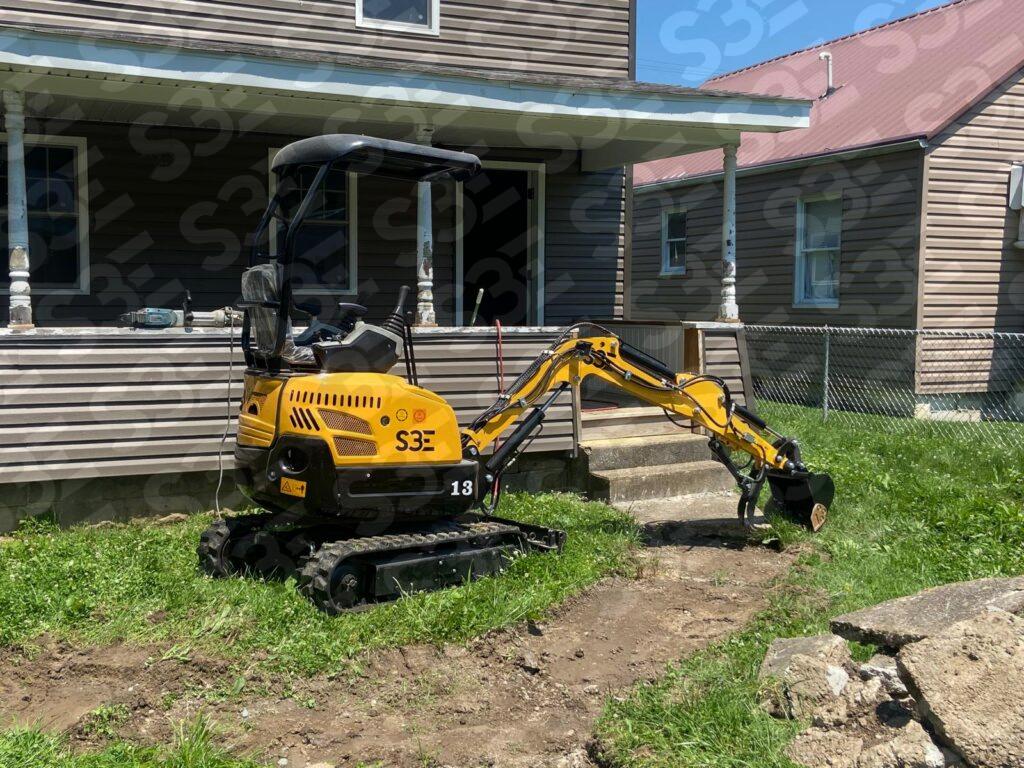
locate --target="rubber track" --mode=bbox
[298,520,522,613]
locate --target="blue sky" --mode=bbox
[636,0,951,86]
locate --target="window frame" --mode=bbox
[1,133,90,296]
[355,0,440,37]
[267,148,359,297]
[793,193,841,309]
[660,207,687,277]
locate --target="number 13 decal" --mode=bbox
[450,480,474,497]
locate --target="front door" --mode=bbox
[460,167,537,326]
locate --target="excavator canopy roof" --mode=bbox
[271,134,481,182]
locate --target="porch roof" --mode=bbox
[0,24,811,170]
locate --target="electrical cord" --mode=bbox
[215,311,236,518]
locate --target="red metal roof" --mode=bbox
[635,0,1024,187]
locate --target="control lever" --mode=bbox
[381,285,411,336]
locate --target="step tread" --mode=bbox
[592,459,727,481]
[581,433,706,450]
[581,406,668,422]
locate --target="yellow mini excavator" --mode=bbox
[199,135,835,614]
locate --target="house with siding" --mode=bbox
[0,0,811,528]
[630,0,1024,399]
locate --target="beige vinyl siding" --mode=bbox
[630,148,924,328]
[6,122,623,328]
[0,330,573,485]
[3,0,631,80]
[918,68,1024,394]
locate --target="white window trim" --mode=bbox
[356,0,440,37]
[267,148,359,297]
[1,133,90,296]
[793,192,841,309]
[660,207,687,276]
[454,160,546,326]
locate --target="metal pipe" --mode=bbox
[823,325,831,422]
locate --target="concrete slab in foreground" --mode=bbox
[830,577,1024,648]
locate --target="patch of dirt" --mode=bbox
[0,528,792,767]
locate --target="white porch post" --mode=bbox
[415,125,436,327]
[4,90,32,329]
[718,143,740,322]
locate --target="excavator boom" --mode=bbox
[462,326,834,530]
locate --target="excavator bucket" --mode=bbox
[766,471,835,532]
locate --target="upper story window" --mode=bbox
[356,0,440,36]
[0,136,89,294]
[660,209,687,276]
[794,195,841,308]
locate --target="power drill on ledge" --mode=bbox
[118,291,243,331]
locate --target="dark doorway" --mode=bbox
[461,168,533,326]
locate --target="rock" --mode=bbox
[860,654,910,699]
[786,729,863,768]
[517,651,542,674]
[857,720,958,768]
[556,748,591,768]
[155,513,189,525]
[831,578,1024,648]
[582,684,600,696]
[897,610,1024,768]
[762,635,854,677]
[759,635,853,720]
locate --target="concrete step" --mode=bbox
[581,433,711,472]
[590,460,735,503]
[581,406,685,440]
[622,493,765,542]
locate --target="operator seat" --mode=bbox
[240,263,317,368]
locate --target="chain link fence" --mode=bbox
[745,325,1024,450]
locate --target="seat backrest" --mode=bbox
[241,263,280,357]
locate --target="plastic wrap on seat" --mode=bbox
[241,263,315,366]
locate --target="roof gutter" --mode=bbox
[636,137,929,194]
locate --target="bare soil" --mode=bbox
[0,512,791,768]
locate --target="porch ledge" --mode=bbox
[0,325,566,338]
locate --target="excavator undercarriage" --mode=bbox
[198,134,835,614]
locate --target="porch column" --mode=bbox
[415,125,436,326]
[718,143,740,322]
[4,90,32,329]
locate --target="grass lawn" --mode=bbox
[594,402,1024,768]
[0,718,264,768]
[0,493,638,677]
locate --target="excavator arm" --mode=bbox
[461,327,835,530]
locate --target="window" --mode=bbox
[660,209,687,276]
[268,151,358,295]
[795,195,841,307]
[356,0,440,35]
[0,136,89,293]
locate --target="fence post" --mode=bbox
[822,325,831,422]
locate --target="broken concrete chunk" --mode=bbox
[831,578,1024,648]
[897,610,1024,768]
[787,729,864,768]
[759,635,853,720]
[859,654,910,699]
[856,720,960,768]
[761,635,853,679]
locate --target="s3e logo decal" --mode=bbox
[395,429,436,452]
